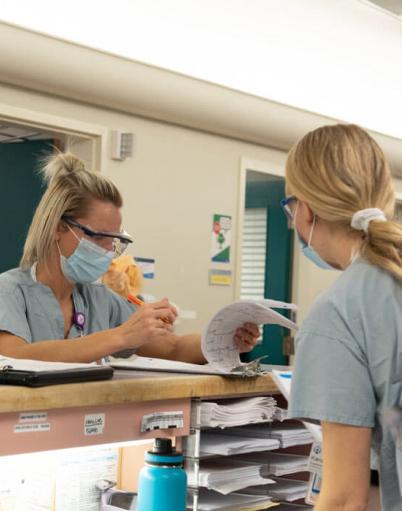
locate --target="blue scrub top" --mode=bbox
[0,267,135,343]
[288,258,402,510]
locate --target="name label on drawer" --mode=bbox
[14,423,51,433]
[19,412,47,423]
[84,413,105,436]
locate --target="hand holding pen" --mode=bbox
[117,297,177,349]
[128,294,175,324]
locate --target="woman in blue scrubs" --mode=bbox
[0,152,258,363]
[284,124,402,510]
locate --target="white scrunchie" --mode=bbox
[351,208,386,233]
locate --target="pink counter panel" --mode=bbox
[0,398,191,455]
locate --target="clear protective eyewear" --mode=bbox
[280,195,297,222]
[62,216,133,257]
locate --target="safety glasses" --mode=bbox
[280,195,297,221]
[62,216,133,257]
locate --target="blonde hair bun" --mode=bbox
[40,152,86,184]
[21,151,123,269]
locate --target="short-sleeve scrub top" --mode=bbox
[0,266,135,344]
[288,258,402,510]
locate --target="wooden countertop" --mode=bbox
[0,369,279,413]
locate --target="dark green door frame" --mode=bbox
[242,177,293,365]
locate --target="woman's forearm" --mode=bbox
[314,493,368,511]
[137,333,206,364]
[0,330,126,363]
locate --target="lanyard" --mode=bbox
[31,264,86,337]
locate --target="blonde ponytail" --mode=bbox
[360,219,402,279]
[286,123,402,280]
[21,152,122,269]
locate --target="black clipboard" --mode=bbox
[0,365,114,387]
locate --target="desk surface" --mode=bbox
[0,369,279,413]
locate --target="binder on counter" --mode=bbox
[0,356,113,387]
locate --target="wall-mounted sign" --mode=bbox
[209,269,232,286]
[211,214,232,263]
[135,257,155,279]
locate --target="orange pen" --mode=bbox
[128,294,172,324]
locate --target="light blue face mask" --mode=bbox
[298,233,334,270]
[59,229,114,284]
[294,206,335,270]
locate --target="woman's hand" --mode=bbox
[233,322,260,353]
[117,298,178,348]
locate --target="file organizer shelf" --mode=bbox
[183,396,314,511]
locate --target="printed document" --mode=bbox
[112,299,297,376]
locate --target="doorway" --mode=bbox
[238,168,293,365]
[0,120,99,273]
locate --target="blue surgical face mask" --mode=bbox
[59,228,114,284]
[298,233,335,270]
[294,205,335,270]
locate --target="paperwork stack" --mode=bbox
[221,422,314,448]
[198,432,280,457]
[187,458,275,494]
[200,396,278,429]
[113,300,297,377]
[187,488,276,511]
[229,452,309,477]
[239,477,308,502]
[273,504,312,510]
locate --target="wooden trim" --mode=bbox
[0,371,279,413]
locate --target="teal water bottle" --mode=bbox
[137,438,187,511]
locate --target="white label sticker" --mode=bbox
[305,471,322,504]
[84,413,105,436]
[308,441,323,474]
[14,423,51,433]
[141,411,184,432]
[19,412,47,423]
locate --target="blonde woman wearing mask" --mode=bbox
[283,124,402,510]
[0,153,258,363]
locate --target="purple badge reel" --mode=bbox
[73,312,85,334]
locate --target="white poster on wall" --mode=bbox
[211,214,232,263]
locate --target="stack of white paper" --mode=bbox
[188,488,276,511]
[221,422,313,448]
[273,504,312,510]
[199,432,280,457]
[271,369,322,443]
[240,477,308,502]
[267,424,313,448]
[229,452,309,476]
[273,407,288,421]
[200,396,278,428]
[187,458,275,494]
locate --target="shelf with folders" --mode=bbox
[183,396,314,511]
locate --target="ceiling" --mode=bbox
[0,21,401,180]
[363,0,402,17]
[1,1,402,140]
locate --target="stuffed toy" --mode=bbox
[102,255,144,301]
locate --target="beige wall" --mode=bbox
[0,82,288,334]
[1,24,401,340]
[1,80,398,337]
